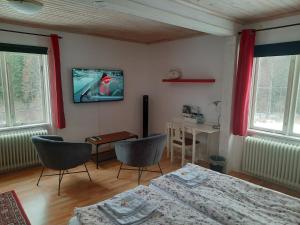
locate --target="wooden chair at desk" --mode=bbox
[169,121,200,166]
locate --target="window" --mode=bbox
[0,49,50,129]
[250,54,300,137]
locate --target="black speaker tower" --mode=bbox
[143,95,148,138]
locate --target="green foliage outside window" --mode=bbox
[6,53,41,105]
[0,52,49,128]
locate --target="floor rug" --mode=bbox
[0,190,31,225]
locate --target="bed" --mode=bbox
[69,163,300,225]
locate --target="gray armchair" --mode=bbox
[115,134,166,184]
[31,135,92,195]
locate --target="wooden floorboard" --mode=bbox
[0,153,299,225]
[228,171,300,198]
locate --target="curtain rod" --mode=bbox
[238,22,300,34]
[0,28,63,39]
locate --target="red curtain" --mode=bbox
[49,34,66,129]
[232,29,256,136]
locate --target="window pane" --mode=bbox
[5,52,45,126]
[253,56,291,131]
[293,78,300,134]
[0,74,5,127]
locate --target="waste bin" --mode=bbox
[209,155,226,173]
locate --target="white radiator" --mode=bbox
[0,128,47,173]
[242,136,300,190]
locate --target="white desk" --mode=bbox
[166,119,219,163]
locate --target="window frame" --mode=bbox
[0,51,51,131]
[249,55,300,138]
[289,56,300,137]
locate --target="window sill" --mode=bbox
[248,129,300,144]
[0,123,51,133]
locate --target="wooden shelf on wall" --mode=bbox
[162,78,215,83]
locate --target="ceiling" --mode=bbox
[0,0,300,44]
[0,0,201,44]
[178,0,300,23]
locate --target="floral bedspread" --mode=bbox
[150,163,300,225]
[74,185,222,225]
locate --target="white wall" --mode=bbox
[146,15,300,172]
[57,33,153,141]
[0,23,153,143]
[250,15,300,45]
[0,24,228,156]
[223,14,300,171]
[0,23,233,162]
[148,35,226,133]
[3,14,299,170]
[145,35,228,159]
[218,36,238,169]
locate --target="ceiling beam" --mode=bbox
[97,0,240,36]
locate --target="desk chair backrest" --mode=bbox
[171,121,185,145]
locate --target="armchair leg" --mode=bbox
[117,163,123,179]
[171,142,174,162]
[84,163,92,182]
[58,170,65,196]
[138,167,143,185]
[37,167,45,186]
[158,163,163,175]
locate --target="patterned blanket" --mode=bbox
[74,185,222,225]
[150,163,300,225]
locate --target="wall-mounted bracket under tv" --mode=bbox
[72,68,124,103]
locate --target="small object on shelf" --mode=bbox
[162,78,215,83]
[164,68,182,79]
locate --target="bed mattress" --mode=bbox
[69,163,300,225]
[150,163,300,225]
[70,185,222,225]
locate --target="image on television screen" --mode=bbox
[72,68,124,103]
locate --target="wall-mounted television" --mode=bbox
[72,68,124,103]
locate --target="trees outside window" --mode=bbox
[0,52,50,129]
[0,73,5,127]
[250,55,300,137]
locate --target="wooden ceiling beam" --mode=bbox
[98,0,241,36]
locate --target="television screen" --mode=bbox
[72,68,124,103]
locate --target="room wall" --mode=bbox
[146,15,300,172]
[56,33,153,141]
[0,24,228,157]
[223,14,300,172]
[0,22,231,157]
[0,23,153,144]
[148,35,226,133]
[4,15,299,171]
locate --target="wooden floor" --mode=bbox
[0,154,299,225]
